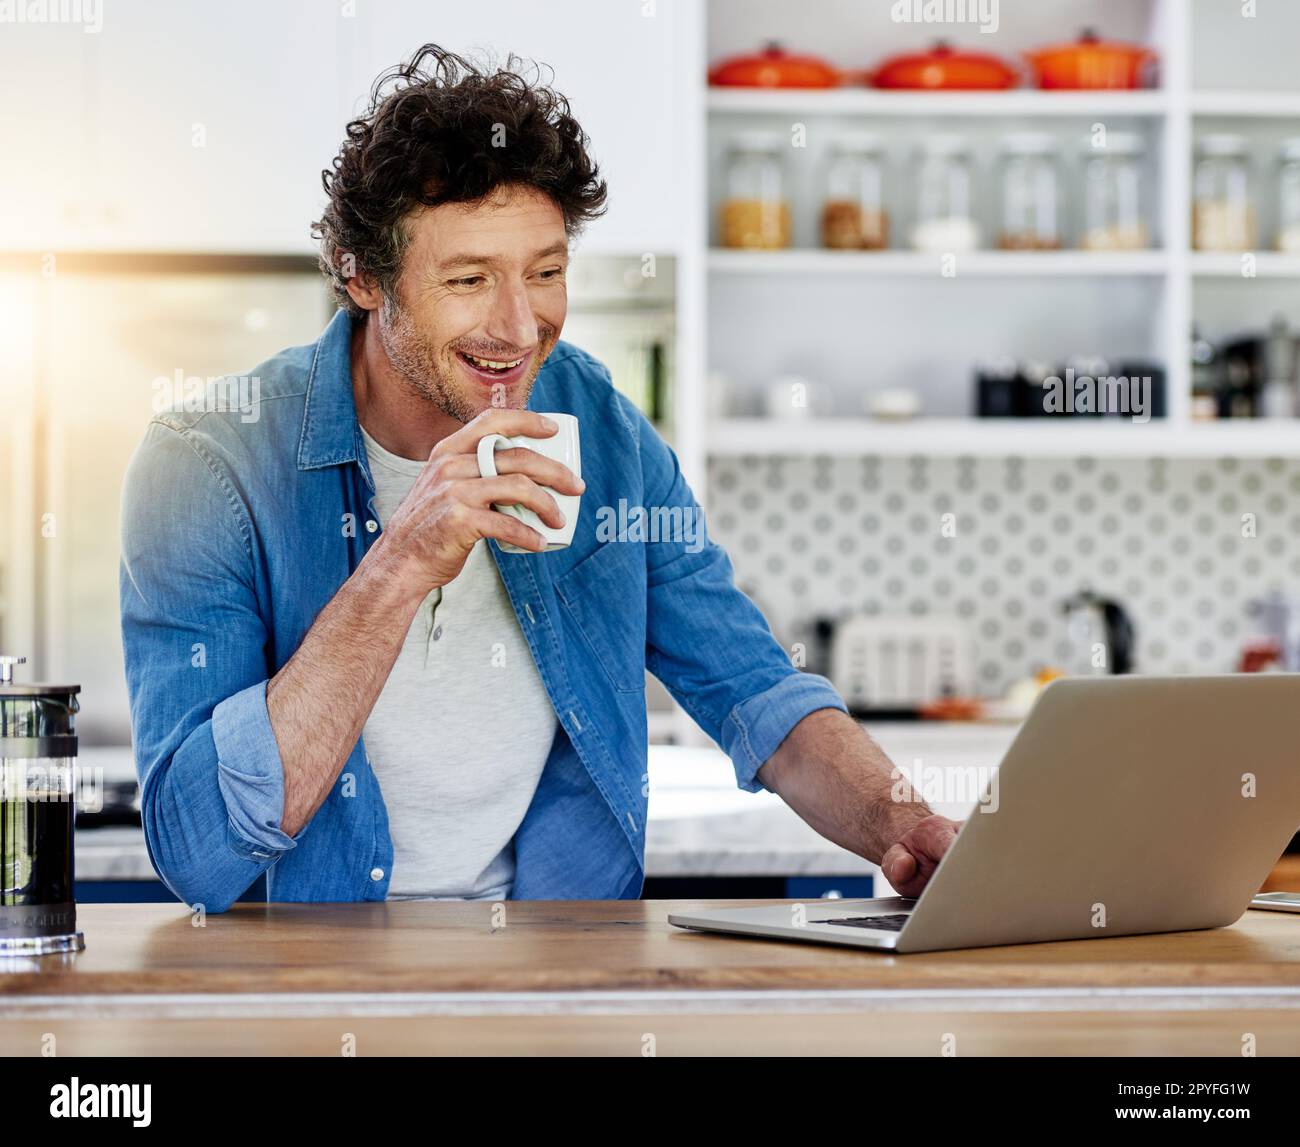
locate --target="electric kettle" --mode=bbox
[1061,591,1135,676]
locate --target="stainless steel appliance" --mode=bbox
[0,654,84,955]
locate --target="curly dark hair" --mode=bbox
[313,43,608,317]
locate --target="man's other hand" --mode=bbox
[880,814,963,898]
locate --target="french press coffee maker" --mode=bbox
[0,654,85,955]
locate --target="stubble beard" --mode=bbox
[378,294,555,425]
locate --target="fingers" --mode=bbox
[463,507,549,553]
[899,813,958,854]
[433,448,585,496]
[433,408,559,458]
[880,815,961,896]
[470,474,566,530]
[881,843,917,888]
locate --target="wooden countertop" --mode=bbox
[3,901,1299,1055]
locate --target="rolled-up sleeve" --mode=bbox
[120,419,299,911]
[212,680,299,855]
[624,394,848,793]
[722,672,849,792]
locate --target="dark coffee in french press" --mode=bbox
[0,654,85,955]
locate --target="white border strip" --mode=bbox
[4,985,1300,1020]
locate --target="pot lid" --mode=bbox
[872,39,1017,89]
[1027,27,1152,59]
[708,41,840,88]
[880,40,1011,66]
[0,655,81,696]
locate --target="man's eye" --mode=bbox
[449,276,484,287]
[537,268,563,280]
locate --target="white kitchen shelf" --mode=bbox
[708,249,1170,276]
[706,88,1169,118]
[696,3,1300,464]
[1189,91,1300,117]
[1190,252,1300,277]
[708,418,1300,459]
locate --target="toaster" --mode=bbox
[830,614,975,714]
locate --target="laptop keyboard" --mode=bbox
[821,913,911,932]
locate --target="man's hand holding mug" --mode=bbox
[371,409,585,594]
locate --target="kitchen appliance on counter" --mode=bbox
[1061,591,1134,676]
[1213,315,1298,420]
[830,615,974,718]
[975,357,1166,419]
[0,654,84,955]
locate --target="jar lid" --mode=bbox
[1196,133,1248,157]
[829,130,884,153]
[1082,130,1145,155]
[1001,132,1057,155]
[919,133,970,156]
[726,129,786,153]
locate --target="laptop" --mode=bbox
[668,675,1300,954]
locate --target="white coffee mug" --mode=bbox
[476,413,582,553]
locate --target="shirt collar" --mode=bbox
[297,308,363,472]
[296,307,554,472]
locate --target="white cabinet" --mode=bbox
[0,28,92,247]
[89,0,342,252]
[0,0,695,255]
[0,0,340,252]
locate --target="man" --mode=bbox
[120,44,958,912]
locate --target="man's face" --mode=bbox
[376,183,569,422]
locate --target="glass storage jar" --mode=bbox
[1277,138,1300,254]
[998,132,1061,250]
[720,130,790,250]
[1193,134,1253,251]
[821,131,888,250]
[1,655,84,956]
[911,134,979,252]
[1080,131,1148,250]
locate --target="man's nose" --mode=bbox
[486,280,538,351]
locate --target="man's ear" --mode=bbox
[343,262,383,312]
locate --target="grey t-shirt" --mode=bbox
[358,425,558,900]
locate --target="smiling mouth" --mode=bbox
[457,349,528,375]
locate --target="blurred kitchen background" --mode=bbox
[3,0,1300,900]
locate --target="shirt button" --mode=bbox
[369,867,385,882]
[365,519,378,533]
[432,625,443,641]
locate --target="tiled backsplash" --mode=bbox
[706,454,1300,694]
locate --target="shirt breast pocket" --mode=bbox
[554,541,647,694]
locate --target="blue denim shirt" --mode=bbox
[119,308,847,911]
